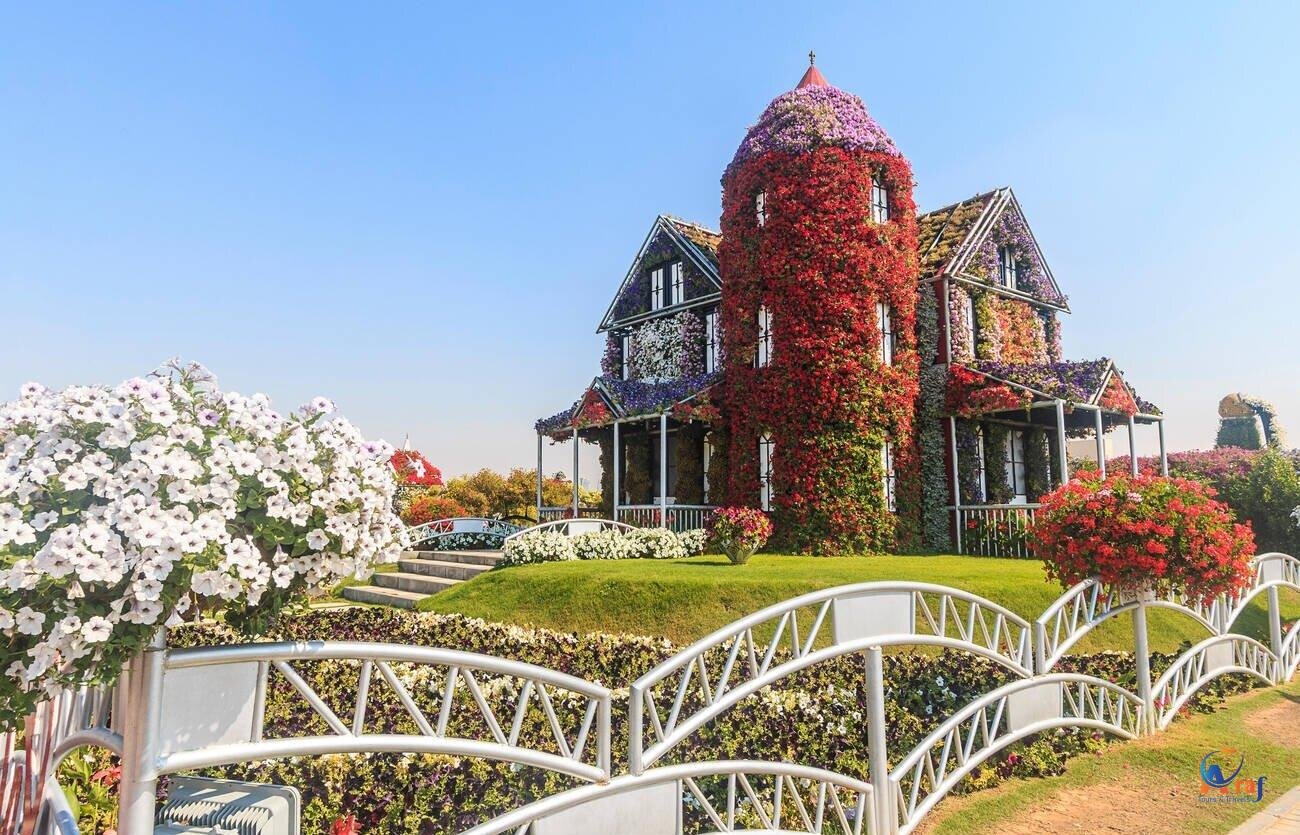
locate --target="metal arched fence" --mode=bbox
[24,552,1300,835]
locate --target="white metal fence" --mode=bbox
[951,504,1039,558]
[617,504,716,532]
[26,552,1300,835]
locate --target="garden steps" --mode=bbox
[341,549,504,609]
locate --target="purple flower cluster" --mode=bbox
[966,207,1068,307]
[600,335,621,377]
[601,371,722,417]
[725,85,900,179]
[971,359,1111,403]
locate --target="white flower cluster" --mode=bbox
[627,312,705,382]
[0,361,402,713]
[501,527,706,567]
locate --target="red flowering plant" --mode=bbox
[402,494,468,526]
[331,815,362,835]
[707,506,773,565]
[1032,473,1256,606]
[1098,375,1139,417]
[945,366,1030,418]
[390,449,443,486]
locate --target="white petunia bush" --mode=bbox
[501,526,707,567]
[0,361,403,729]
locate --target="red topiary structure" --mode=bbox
[391,449,443,486]
[718,60,920,553]
[1033,472,1256,605]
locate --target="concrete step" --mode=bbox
[402,549,503,567]
[398,558,494,581]
[374,571,463,595]
[340,585,427,609]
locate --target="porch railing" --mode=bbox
[538,506,605,523]
[616,504,715,533]
[952,504,1040,558]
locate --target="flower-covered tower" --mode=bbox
[717,58,921,553]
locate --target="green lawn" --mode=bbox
[417,554,1300,652]
[918,677,1300,834]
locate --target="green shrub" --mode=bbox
[1220,449,1300,554]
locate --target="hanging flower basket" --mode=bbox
[1032,473,1255,605]
[707,507,773,565]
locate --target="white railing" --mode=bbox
[465,760,874,835]
[1149,635,1278,730]
[503,518,638,543]
[537,506,605,523]
[952,504,1039,558]
[617,504,716,532]
[403,517,526,549]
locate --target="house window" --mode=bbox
[758,432,774,511]
[756,190,767,227]
[974,425,988,502]
[881,440,897,512]
[963,295,978,356]
[877,301,894,365]
[756,304,773,367]
[620,334,631,381]
[651,266,665,310]
[1005,430,1027,503]
[705,310,720,373]
[702,437,713,503]
[870,177,890,223]
[669,262,685,306]
[998,247,1018,290]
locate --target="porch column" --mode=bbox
[1093,407,1107,478]
[659,411,668,528]
[536,433,543,520]
[1157,419,1169,476]
[1127,415,1139,477]
[1054,399,1069,486]
[572,426,580,515]
[948,417,963,554]
[613,420,621,523]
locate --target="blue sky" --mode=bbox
[3,2,1297,480]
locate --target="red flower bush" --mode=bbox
[402,494,467,526]
[1033,473,1256,605]
[390,449,443,486]
[945,366,1030,417]
[707,506,773,564]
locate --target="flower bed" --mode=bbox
[500,527,706,566]
[65,608,1256,834]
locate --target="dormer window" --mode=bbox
[877,301,894,365]
[870,177,890,223]
[756,190,767,227]
[669,262,684,306]
[998,247,1018,290]
[756,304,773,367]
[651,266,665,310]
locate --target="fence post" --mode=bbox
[1132,596,1155,734]
[866,646,895,835]
[117,629,166,835]
[1267,585,1284,683]
[1033,619,1048,675]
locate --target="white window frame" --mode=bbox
[870,177,889,223]
[999,247,1018,290]
[881,440,897,513]
[758,432,774,511]
[651,266,665,311]
[877,301,894,365]
[702,437,712,504]
[974,424,988,502]
[705,310,720,374]
[1005,429,1027,503]
[963,295,977,356]
[669,261,684,306]
[756,304,772,367]
[620,334,631,381]
[756,190,767,227]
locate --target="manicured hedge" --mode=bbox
[137,609,1256,834]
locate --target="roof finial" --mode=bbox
[808,49,816,66]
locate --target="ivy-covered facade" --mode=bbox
[534,61,1167,554]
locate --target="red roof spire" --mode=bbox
[797,50,828,88]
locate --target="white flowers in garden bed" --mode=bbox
[0,360,403,729]
[501,526,707,567]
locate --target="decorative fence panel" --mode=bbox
[952,504,1038,558]
[28,551,1300,835]
[616,504,716,532]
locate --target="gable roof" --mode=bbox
[597,215,722,333]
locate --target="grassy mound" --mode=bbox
[418,554,1300,652]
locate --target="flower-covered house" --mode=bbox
[534,58,1168,555]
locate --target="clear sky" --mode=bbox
[3,2,1298,480]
